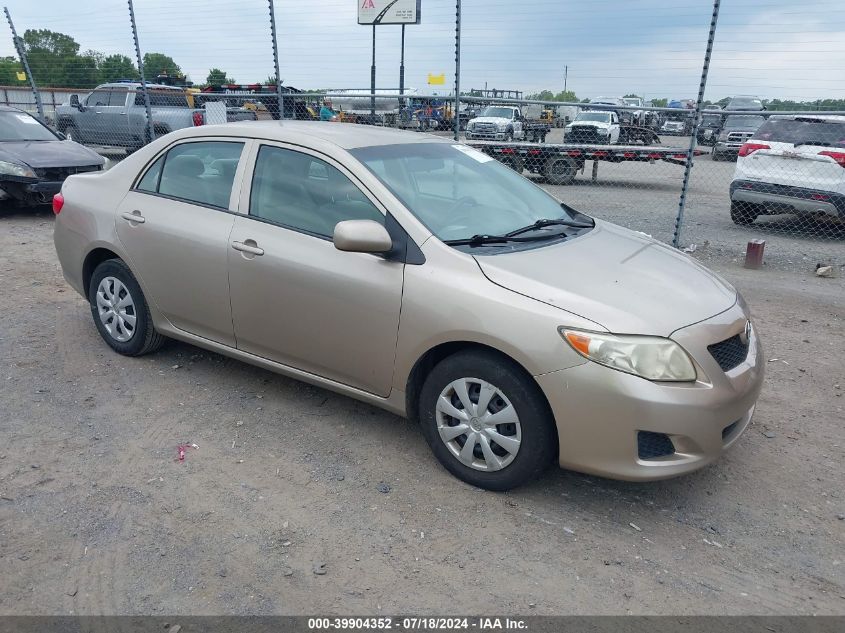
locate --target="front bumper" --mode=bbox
[730,179,845,218]
[0,177,64,203]
[465,130,508,140]
[715,141,743,154]
[536,303,764,481]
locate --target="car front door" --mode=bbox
[76,89,110,143]
[227,143,404,396]
[115,139,247,346]
[100,88,131,146]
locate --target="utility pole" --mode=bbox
[399,24,405,96]
[564,65,568,94]
[4,7,43,119]
[268,0,285,119]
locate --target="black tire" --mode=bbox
[418,350,557,491]
[499,155,524,174]
[88,259,166,356]
[505,129,514,142]
[543,156,578,185]
[712,150,722,161]
[730,200,760,225]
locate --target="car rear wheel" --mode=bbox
[418,350,556,491]
[730,200,760,225]
[88,259,166,356]
[543,156,578,185]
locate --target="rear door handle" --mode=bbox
[120,211,145,224]
[232,240,264,256]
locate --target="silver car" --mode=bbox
[53,122,764,490]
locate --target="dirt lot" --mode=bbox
[1,207,843,616]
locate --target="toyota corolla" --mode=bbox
[53,122,764,490]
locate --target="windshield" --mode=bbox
[753,118,845,147]
[478,107,515,119]
[724,115,764,128]
[575,112,611,123]
[350,143,587,245]
[0,111,59,142]
[728,97,763,110]
[701,114,722,126]
[623,99,641,106]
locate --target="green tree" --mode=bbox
[553,90,578,103]
[0,56,27,85]
[650,98,668,108]
[21,29,83,87]
[99,54,138,83]
[206,68,235,86]
[623,93,641,99]
[526,89,578,103]
[143,52,182,79]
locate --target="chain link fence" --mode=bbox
[1,0,843,269]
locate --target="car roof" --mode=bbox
[766,114,845,123]
[97,83,183,90]
[170,120,454,150]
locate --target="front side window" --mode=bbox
[141,141,244,208]
[86,90,112,107]
[249,146,383,238]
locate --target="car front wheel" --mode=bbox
[88,259,166,356]
[418,350,557,490]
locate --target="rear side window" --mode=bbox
[137,141,243,208]
[753,118,845,148]
[136,156,164,192]
[249,146,383,237]
[134,90,190,108]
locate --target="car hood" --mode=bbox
[471,116,509,125]
[474,221,737,336]
[569,121,611,128]
[0,140,104,169]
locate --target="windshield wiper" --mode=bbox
[505,217,593,237]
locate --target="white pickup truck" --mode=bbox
[465,105,525,141]
[563,110,621,144]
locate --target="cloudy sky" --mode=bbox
[2,0,844,101]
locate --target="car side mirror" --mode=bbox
[70,95,84,111]
[333,220,393,254]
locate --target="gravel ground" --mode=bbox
[0,207,843,616]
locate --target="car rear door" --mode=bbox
[227,142,404,396]
[115,139,248,346]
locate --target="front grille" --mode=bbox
[638,431,675,460]
[727,132,753,143]
[566,127,603,143]
[34,165,100,180]
[708,334,749,372]
[473,123,497,133]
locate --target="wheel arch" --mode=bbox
[404,341,557,446]
[82,247,123,295]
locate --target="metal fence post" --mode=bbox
[268,0,285,120]
[672,0,721,248]
[4,7,44,120]
[453,0,461,142]
[127,0,154,143]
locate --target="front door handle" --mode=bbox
[120,210,145,224]
[231,240,264,256]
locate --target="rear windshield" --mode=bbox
[134,90,189,108]
[724,115,764,128]
[753,118,845,147]
[728,98,763,110]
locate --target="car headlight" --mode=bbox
[597,129,608,134]
[560,329,697,382]
[0,160,36,178]
[467,121,474,130]
[497,123,508,131]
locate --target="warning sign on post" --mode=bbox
[358,0,421,25]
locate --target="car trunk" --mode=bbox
[740,142,845,190]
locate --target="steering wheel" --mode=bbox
[439,196,479,235]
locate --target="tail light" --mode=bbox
[192,111,204,127]
[52,192,64,215]
[819,151,845,168]
[738,143,770,157]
